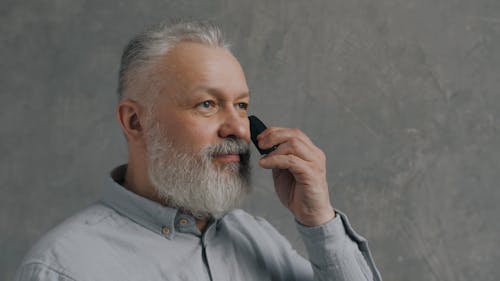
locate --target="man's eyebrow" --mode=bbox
[191,86,250,99]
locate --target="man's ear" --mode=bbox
[116,98,146,142]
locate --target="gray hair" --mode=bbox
[117,20,231,107]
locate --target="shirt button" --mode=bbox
[162,226,170,236]
[179,218,189,225]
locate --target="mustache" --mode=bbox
[204,138,250,158]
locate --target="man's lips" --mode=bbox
[214,154,241,163]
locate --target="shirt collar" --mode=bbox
[100,164,203,239]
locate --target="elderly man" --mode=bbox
[16,21,381,281]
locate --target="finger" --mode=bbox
[258,127,325,163]
[257,127,313,150]
[266,137,316,162]
[259,154,314,182]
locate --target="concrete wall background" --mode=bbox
[1,0,499,280]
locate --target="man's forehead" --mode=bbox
[153,41,249,99]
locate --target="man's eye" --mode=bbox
[198,100,215,109]
[237,102,249,110]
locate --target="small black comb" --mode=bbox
[249,115,277,155]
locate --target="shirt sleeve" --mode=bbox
[296,210,382,281]
[15,262,77,281]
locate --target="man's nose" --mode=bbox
[218,108,250,142]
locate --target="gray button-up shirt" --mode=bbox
[15,164,381,281]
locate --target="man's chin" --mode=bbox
[211,160,240,173]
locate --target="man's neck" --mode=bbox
[123,167,161,205]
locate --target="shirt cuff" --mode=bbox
[295,210,367,267]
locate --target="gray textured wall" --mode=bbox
[2,0,499,280]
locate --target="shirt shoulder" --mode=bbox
[17,203,123,279]
[15,262,77,281]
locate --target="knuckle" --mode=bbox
[319,150,326,162]
[292,128,302,135]
[289,139,300,150]
[287,155,298,166]
[267,127,278,135]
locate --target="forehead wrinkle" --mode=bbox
[191,86,250,100]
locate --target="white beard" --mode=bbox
[145,121,252,219]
